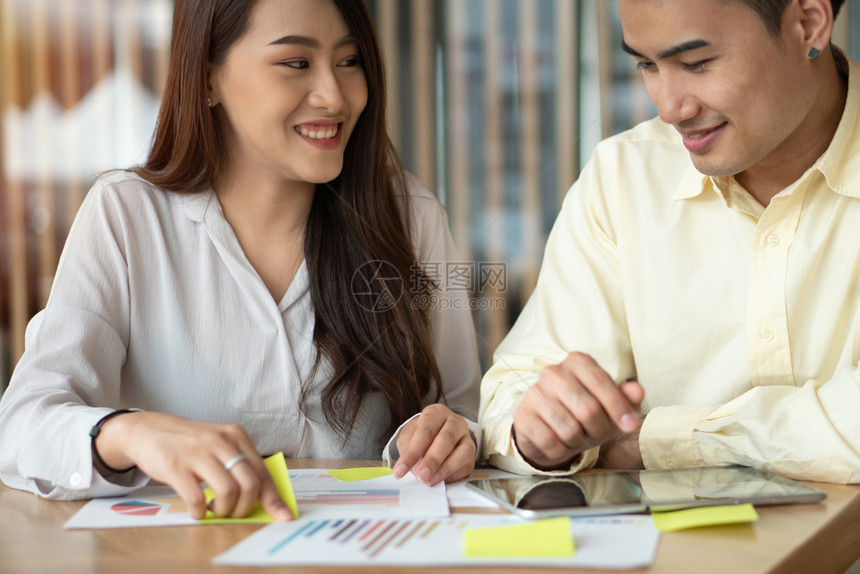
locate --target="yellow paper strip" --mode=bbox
[266,452,300,519]
[327,467,394,481]
[463,517,575,558]
[652,503,759,532]
[202,452,299,523]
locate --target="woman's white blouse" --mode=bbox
[0,171,481,500]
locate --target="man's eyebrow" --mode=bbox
[621,40,643,58]
[620,39,710,60]
[267,34,358,49]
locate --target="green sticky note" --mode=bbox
[327,467,394,481]
[651,503,759,532]
[202,452,299,523]
[464,517,575,558]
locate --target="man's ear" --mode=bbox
[789,0,835,55]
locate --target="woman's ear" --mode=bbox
[206,62,219,108]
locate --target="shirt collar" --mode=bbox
[815,51,860,199]
[182,189,216,223]
[672,162,711,200]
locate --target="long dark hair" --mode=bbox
[134,0,442,441]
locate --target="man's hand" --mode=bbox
[511,352,644,470]
[595,417,645,469]
[392,404,476,486]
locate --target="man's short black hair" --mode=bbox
[739,0,846,37]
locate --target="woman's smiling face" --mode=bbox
[209,0,368,189]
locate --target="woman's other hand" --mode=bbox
[392,404,476,486]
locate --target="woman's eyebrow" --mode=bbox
[267,34,357,49]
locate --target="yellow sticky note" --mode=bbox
[202,452,299,523]
[265,452,300,519]
[464,517,575,558]
[651,503,758,532]
[327,467,394,481]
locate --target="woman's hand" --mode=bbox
[93,412,292,521]
[392,404,476,486]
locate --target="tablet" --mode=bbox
[465,465,827,519]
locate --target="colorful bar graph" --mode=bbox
[266,518,458,559]
[296,489,399,506]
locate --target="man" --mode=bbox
[480,0,860,483]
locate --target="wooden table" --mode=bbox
[2,459,859,574]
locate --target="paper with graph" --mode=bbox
[282,469,448,519]
[214,514,660,568]
[64,468,447,529]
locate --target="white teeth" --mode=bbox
[299,126,338,140]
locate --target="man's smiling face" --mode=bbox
[619,0,817,179]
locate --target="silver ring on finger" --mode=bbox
[223,453,248,472]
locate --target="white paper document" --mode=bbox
[213,514,660,569]
[289,469,448,519]
[64,469,448,529]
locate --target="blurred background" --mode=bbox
[1,0,859,387]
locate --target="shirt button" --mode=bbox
[69,472,83,487]
[767,234,780,247]
[760,328,774,342]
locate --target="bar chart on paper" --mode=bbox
[296,489,399,506]
[214,514,661,568]
[217,516,501,565]
[269,517,463,559]
[289,472,399,505]
[287,470,449,518]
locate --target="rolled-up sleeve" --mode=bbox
[479,150,633,476]
[641,367,860,483]
[0,183,149,499]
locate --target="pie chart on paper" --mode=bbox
[110,500,163,516]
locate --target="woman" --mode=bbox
[0,0,480,521]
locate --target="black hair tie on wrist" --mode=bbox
[89,409,139,474]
